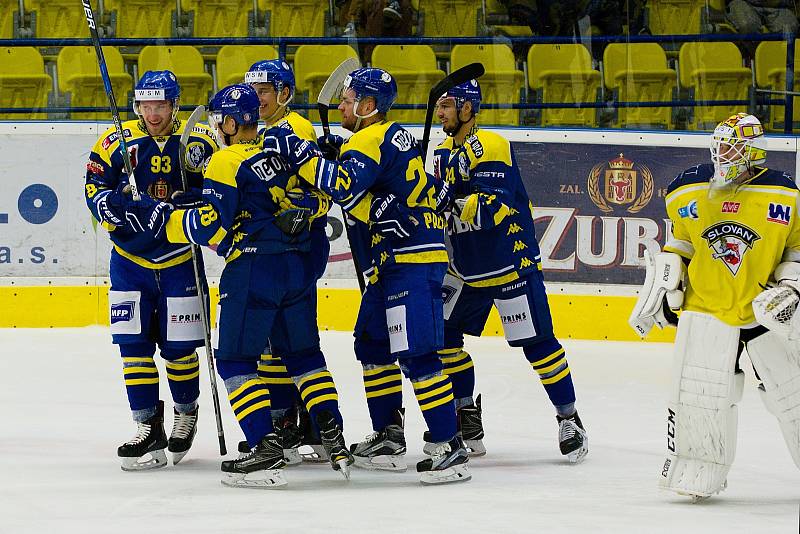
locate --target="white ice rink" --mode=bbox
[1,327,798,533]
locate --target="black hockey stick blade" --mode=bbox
[420,62,485,158]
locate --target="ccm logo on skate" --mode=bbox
[111,301,135,323]
[170,313,201,324]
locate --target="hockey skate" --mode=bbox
[315,410,354,480]
[349,409,407,471]
[168,406,197,465]
[424,395,486,457]
[297,406,328,463]
[558,412,588,464]
[275,411,303,466]
[416,435,471,485]
[118,400,168,471]
[222,433,287,489]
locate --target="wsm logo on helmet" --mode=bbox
[587,153,654,214]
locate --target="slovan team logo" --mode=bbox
[588,153,653,214]
[701,221,760,275]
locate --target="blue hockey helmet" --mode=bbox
[134,70,181,120]
[343,67,397,114]
[208,84,260,146]
[244,59,295,102]
[440,79,481,114]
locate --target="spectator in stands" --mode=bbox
[531,0,624,37]
[726,0,799,34]
[337,0,413,62]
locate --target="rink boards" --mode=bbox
[1,122,798,340]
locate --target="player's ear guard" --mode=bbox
[628,250,684,338]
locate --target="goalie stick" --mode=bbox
[419,62,485,159]
[178,106,227,456]
[81,0,141,200]
[317,57,367,294]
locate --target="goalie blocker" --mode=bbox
[628,250,684,337]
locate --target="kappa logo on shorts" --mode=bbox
[111,301,135,323]
[701,221,760,276]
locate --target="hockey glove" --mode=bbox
[263,126,322,174]
[170,188,204,209]
[94,183,131,229]
[125,194,174,241]
[370,194,419,240]
[753,262,800,339]
[628,250,684,338]
[317,134,345,160]
[454,188,510,229]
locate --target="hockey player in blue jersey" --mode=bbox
[277,67,472,485]
[242,59,330,463]
[432,80,588,463]
[151,83,352,488]
[84,70,218,471]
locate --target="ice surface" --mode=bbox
[1,328,798,533]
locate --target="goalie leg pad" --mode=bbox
[658,311,742,499]
[746,332,800,469]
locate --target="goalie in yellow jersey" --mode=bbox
[629,113,800,501]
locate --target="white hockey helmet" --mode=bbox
[710,112,767,187]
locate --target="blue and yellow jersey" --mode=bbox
[166,139,323,262]
[296,120,448,279]
[434,127,542,287]
[664,163,800,326]
[85,119,218,269]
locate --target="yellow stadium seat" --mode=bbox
[451,44,524,126]
[419,0,479,36]
[294,44,359,123]
[371,45,445,124]
[603,43,677,129]
[182,0,253,38]
[57,47,133,121]
[259,0,326,37]
[27,0,90,38]
[105,0,174,38]
[216,45,278,87]
[482,0,533,37]
[527,44,600,127]
[0,0,18,39]
[679,42,751,130]
[0,47,51,119]
[138,46,212,119]
[755,40,800,130]
[647,0,703,35]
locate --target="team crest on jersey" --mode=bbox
[148,178,171,200]
[185,141,205,172]
[701,221,760,275]
[767,202,791,225]
[587,153,653,214]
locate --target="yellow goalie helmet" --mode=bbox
[710,112,767,187]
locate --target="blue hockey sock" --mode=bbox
[296,369,342,427]
[121,353,159,422]
[361,363,404,431]
[403,354,457,443]
[217,360,273,448]
[258,352,300,418]
[523,339,576,408]
[164,352,200,412]
[438,347,475,409]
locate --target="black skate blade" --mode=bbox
[221,469,288,489]
[120,449,168,472]
[419,464,471,485]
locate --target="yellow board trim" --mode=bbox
[0,286,677,342]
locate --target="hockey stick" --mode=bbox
[81,0,141,201]
[317,57,367,294]
[178,106,227,456]
[419,62,486,159]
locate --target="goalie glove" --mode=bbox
[753,262,800,340]
[628,250,684,338]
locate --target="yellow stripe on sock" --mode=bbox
[530,347,565,368]
[441,353,470,364]
[363,365,399,377]
[443,361,475,375]
[122,357,154,363]
[257,364,289,373]
[172,354,196,362]
[165,361,199,370]
[125,377,159,386]
[365,385,404,399]
[412,375,446,390]
[415,383,452,402]
[419,393,454,412]
[262,377,295,385]
[436,347,461,355]
[228,379,264,401]
[167,370,200,382]
[540,367,571,385]
[123,366,158,374]
[297,371,332,387]
[306,393,339,411]
[300,382,337,399]
[236,399,271,421]
[364,374,403,388]
[533,357,567,375]
[231,389,269,411]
